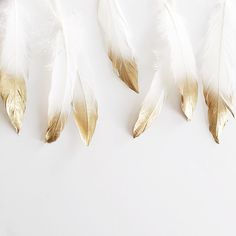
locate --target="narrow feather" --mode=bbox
[201,0,236,143]
[73,79,98,146]
[98,0,139,93]
[71,25,98,146]
[46,26,75,143]
[159,0,198,120]
[45,0,76,143]
[0,1,28,133]
[133,69,166,138]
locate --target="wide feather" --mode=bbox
[159,0,198,120]
[98,0,139,93]
[201,0,236,143]
[0,0,28,133]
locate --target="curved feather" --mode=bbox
[133,70,165,138]
[201,0,236,143]
[0,0,28,133]
[98,0,139,93]
[159,0,198,120]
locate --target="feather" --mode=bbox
[0,0,28,133]
[133,68,166,138]
[98,0,139,93]
[201,0,236,143]
[45,29,73,143]
[159,0,198,120]
[72,29,98,146]
[72,78,98,146]
[45,0,98,144]
[133,0,197,138]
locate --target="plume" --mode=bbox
[133,0,198,137]
[72,36,98,146]
[200,0,236,144]
[133,66,166,138]
[160,0,198,120]
[0,0,29,133]
[45,0,98,144]
[98,0,139,93]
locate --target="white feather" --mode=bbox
[0,0,29,133]
[201,0,236,106]
[152,0,198,121]
[133,67,167,138]
[200,0,236,143]
[133,1,171,138]
[98,0,134,59]
[72,25,98,145]
[48,29,75,118]
[159,0,198,86]
[0,0,29,77]
[98,0,139,92]
[46,0,98,143]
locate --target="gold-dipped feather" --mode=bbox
[0,71,26,133]
[204,90,234,144]
[72,100,98,146]
[109,50,139,93]
[133,105,159,138]
[45,113,67,143]
[133,85,165,138]
[180,79,198,121]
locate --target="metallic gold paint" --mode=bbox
[0,71,26,133]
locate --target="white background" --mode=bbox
[0,0,236,235]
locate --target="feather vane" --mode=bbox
[98,0,139,93]
[201,0,236,143]
[0,1,28,132]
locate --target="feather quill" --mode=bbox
[159,0,198,120]
[201,0,236,143]
[98,0,139,93]
[45,0,98,144]
[0,0,28,133]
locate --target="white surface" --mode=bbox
[1,0,236,235]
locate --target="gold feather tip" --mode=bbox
[204,90,233,144]
[133,122,145,139]
[109,50,139,93]
[180,80,198,121]
[133,121,147,139]
[133,106,160,139]
[73,100,98,146]
[0,72,26,133]
[45,114,67,143]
